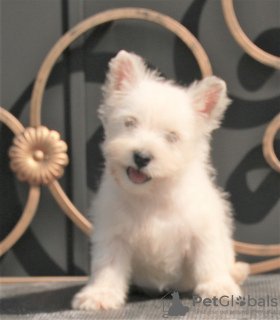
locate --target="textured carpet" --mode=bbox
[0,274,279,319]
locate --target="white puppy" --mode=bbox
[72,50,249,311]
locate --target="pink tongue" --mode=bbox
[128,167,148,184]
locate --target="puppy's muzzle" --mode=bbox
[133,151,152,169]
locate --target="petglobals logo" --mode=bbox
[192,295,278,307]
[160,292,279,318]
[161,291,189,318]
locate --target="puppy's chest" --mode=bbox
[127,213,190,263]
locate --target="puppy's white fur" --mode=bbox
[72,51,249,311]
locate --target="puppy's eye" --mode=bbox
[124,118,137,128]
[166,132,179,143]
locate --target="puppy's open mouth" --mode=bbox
[126,167,151,184]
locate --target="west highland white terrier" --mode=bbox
[72,50,249,310]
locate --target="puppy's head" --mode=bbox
[99,50,230,194]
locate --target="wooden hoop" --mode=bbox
[234,241,280,257]
[49,180,92,235]
[0,107,41,257]
[221,0,280,69]
[30,7,213,126]
[263,113,280,172]
[221,1,280,273]
[250,257,280,275]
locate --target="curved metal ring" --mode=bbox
[0,107,41,256]
[30,7,213,126]
[263,113,280,172]
[221,0,280,69]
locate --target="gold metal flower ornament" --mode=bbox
[9,126,69,185]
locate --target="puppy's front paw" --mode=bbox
[195,276,242,299]
[72,285,125,311]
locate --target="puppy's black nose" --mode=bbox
[133,151,152,169]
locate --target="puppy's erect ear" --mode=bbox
[190,76,231,132]
[103,50,147,96]
[99,51,149,128]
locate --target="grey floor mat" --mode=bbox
[0,274,279,319]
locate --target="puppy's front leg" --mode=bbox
[72,239,131,311]
[191,234,241,299]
